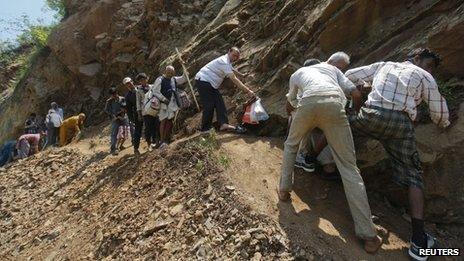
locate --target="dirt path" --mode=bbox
[218,134,411,260]
[2,125,460,260]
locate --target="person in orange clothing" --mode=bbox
[59,113,86,146]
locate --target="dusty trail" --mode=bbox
[219,134,412,260]
[1,125,461,260]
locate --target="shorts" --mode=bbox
[350,106,423,188]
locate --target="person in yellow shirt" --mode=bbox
[59,113,86,146]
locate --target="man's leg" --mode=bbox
[159,119,166,143]
[196,81,215,131]
[143,116,152,145]
[214,89,230,129]
[279,103,315,194]
[165,119,173,143]
[110,121,119,152]
[59,126,67,146]
[319,101,377,240]
[381,138,427,248]
[133,119,143,151]
[52,127,59,146]
[154,116,160,145]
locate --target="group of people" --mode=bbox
[279,48,449,260]
[0,103,86,167]
[0,44,450,260]
[106,68,188,155]
[107,47,255,155]
[105,46,449,259]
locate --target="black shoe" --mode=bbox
[408,233,437,261]
[235,125,247,134]
[294,159,315,172]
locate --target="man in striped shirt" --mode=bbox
[345,48,449,260]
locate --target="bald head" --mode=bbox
[165,65,176,78]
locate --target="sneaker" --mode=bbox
[408,233,438,261]
[111,149,119,156]
[294,155,315,172]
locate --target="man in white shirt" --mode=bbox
[279,52,381,253]
[345,48,450,260]
[152,65,187,148]
[135,73,160,149]
[195,47,255,132]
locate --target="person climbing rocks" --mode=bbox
[59,113,86,147]
[194,47,255,133]
[105,87,127,155]
[136,73,160,149]
[44,102,63,149]
[152,65,187,149]
[16,132,45,159]
[292,58,322,173]
[124,77,143,154]
[345,48,450,260]
[279,52,382,253]
[24,113,39,134]
[0,140,17,167]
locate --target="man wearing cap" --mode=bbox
[194,47,255,133]
[123,77,142,154]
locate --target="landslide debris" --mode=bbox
[0,135,301,260]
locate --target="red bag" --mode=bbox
[242,103,259,124]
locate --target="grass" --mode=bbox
[416,80,464,123]
[186,130,231,171]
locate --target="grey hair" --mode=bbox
[327,52,350,64]
[166,65,175,71]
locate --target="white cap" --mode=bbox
[122,77,132,84]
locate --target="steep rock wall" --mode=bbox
[0,0,463,223]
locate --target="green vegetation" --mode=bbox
[437,80,464,111]
[46,0,67,19]
[417,80,464,123]
[1,0,65,91]
[187,130,232,171]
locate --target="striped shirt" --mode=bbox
[345,61,450,128]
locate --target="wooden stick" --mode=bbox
[175,48,200,111]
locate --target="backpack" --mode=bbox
[176,89,191,109]
[143,90,160,116]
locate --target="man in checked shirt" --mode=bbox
[345,48,450,261]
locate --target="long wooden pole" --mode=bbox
[175,48,200,111]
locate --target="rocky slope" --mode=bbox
[1,127,461,260]
[0,0,463,223]
[0,134,291,260]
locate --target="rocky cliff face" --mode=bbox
[0,0,463,223]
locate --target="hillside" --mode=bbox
[1,125,462,260]
[0,0,463,259]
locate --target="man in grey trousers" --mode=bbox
[278,52,382,253]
